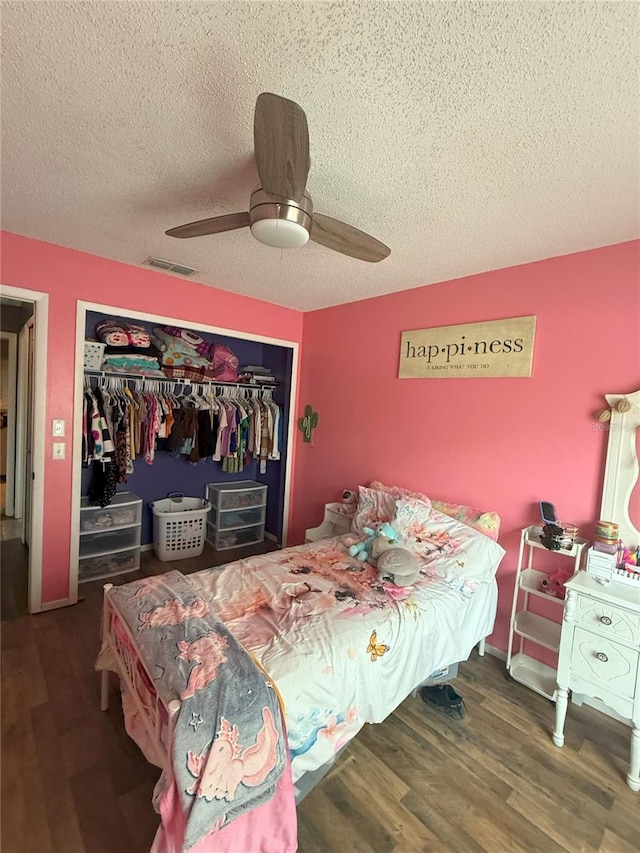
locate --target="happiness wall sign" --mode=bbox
[399,315,536,379]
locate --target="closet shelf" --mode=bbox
[84,369,278,389]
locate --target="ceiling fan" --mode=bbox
[165,93,390,263]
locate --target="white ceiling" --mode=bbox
[1,1,638,312]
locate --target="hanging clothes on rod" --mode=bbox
[82,373,282,478]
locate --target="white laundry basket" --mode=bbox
[151,495,212,561]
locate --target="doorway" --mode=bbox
[0,287,47,614]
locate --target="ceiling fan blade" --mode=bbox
[310,213,391,262]
[254,92,310,203]
[165,212,250,239]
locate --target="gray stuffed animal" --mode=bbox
[377,547,421,587]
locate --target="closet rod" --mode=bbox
[84,369,277,390]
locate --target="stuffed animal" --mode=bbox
[378,548,421,587]
[540,568,572,599]
[341,489,358,513]
[368,522,399,567]
[348,526,377,562]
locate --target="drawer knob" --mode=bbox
[599,616,612,626]
[596,652,608,663]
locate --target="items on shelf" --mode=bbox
[537,501,578,551]
[85,319,249,384]
[592,519,620,555]
[239,364,277,383]
[586,542,640,587]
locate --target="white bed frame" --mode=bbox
[100,583,181,766]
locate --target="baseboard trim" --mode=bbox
[482,642,507,661]
[37,597,72,612]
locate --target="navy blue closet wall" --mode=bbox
[82,310,291,548]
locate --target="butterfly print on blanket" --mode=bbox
[366,630,390,661]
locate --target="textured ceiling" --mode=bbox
[1,1,638,311]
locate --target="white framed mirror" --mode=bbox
[600,389,640,549]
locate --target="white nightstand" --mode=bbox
[305,503,353,543]
[553,571,640,792]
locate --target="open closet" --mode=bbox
[76,306,295,585]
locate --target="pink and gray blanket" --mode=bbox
[107,570,287,850]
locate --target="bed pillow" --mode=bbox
[369,480,432,508]
[351,486,397,534]
[153,327,200,357]
[392,499,505,593]
[430,499,500,542]
[370,479,499,541]
[160,325,211,357]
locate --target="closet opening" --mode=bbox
[71,301,298,596]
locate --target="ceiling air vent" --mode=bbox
[143,257,198,277]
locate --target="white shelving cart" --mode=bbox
[506,525,589,701]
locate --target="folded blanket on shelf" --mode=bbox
[103,354,163,372]
[161,364,218,383]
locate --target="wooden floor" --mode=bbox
[1,540,638,853]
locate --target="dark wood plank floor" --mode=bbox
[2,540,638,853]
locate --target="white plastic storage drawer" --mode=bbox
[80,493,142,533]
[207,521,265,550]
[217,505,266,530]
[79,546,141,582]
[79,526,141,558]
[206,481,267,512]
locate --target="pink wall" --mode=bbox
[2,229,638,640]
[0,231,303,605]
[291,240,640,652]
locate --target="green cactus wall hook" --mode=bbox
[298,405,318,443]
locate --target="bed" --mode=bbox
[97,483,505,852]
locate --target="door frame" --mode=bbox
[0,284,48,613]
[71,301,299,599]
[0,330,18,516]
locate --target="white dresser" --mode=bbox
[553,571,640,792]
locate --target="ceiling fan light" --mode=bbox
[250,218,310,249]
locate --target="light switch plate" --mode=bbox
[52,419,65,437]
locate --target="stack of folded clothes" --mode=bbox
[95,319,164,376]
[238,364,276,384]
